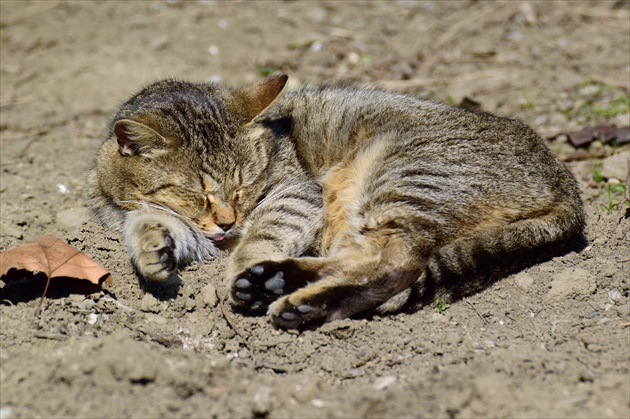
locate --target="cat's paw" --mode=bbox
[268,293,327,329]
[230,260,315,311]
[133,222,177,282]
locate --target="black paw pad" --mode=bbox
[231,261,311,310]
[269,298,326,329]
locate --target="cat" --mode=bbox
[88,74,585,328]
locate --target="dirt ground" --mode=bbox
[1,1,629,418]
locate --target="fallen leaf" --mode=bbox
[567,125,630,148]
[0,234,111,298]
[616,127,630,144]
[567,127,598,148]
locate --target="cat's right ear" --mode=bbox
[230,74,288,124]
[114,119,167,157]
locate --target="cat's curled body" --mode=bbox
[88,75,585,328]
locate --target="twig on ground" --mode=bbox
[0,2,60,28]
[465,299,487,325]
[374,68,511,91]
[33,331,67,341]
[557,149,615,163]
[617,154,630,223]
[201,266,256,353]
[433,2,505,49]
[566,7,630,20]
[34,276,51,318]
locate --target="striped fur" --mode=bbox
[88,75,585,327]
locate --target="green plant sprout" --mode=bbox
[599,182,627,212]
[435,298,448,314]
[592,162,605,183]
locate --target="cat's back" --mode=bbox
[270,86,565,182]
[274,85,544,150]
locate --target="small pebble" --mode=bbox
[311,399,326,408]
[513,272,534,292]
[373,375,397,390]
[200,283,218,307]
[431,312,449,323]
[87,312,99,325]
[584,311,599,319]
[608,289,621,303]
[140,293,160,313]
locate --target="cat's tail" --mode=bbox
[377,200,586,313]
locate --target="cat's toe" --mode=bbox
[264,271,286,294]
[234,278,252,289]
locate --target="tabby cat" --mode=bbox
[88,75,585,328]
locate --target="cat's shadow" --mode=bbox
[138,275,182,301]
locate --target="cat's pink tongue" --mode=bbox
[213,234,225,242]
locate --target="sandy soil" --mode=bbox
[1,1,629,418]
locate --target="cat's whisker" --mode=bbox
[116,199,179,216]
[115,199,197,225]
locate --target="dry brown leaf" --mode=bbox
[0,234,112,291]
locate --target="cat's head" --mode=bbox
[89,75,288,243]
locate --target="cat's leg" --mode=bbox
[228,178,324,310]
[264,199,584,328]
[124,210,215,282]
[264,226,429,328]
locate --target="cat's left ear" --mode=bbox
[230,74,288,124]
[114,118,168,157]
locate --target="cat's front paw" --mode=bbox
[133,222,177,282]
[230,260,314,311]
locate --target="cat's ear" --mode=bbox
[230,74,288,124]
[113,119,168,157]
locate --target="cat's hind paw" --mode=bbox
[230,260,315,311]
[268,294,327,329]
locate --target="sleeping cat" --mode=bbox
[88,74,585,328]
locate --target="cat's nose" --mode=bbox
[216,221,234,232]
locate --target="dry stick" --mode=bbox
[558,149,615,163]
[203,268,257,360]
[34,250,55,317]
[34,275,51,318]
[33,238,82,317]
[566,7,630,20]
[0,1,60,28]
[432,2,506,49]
[201,265,291,373]
[618,154,630,223]
[465,299,487,325]
[202,266,252,351]
[374,68,511,91]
